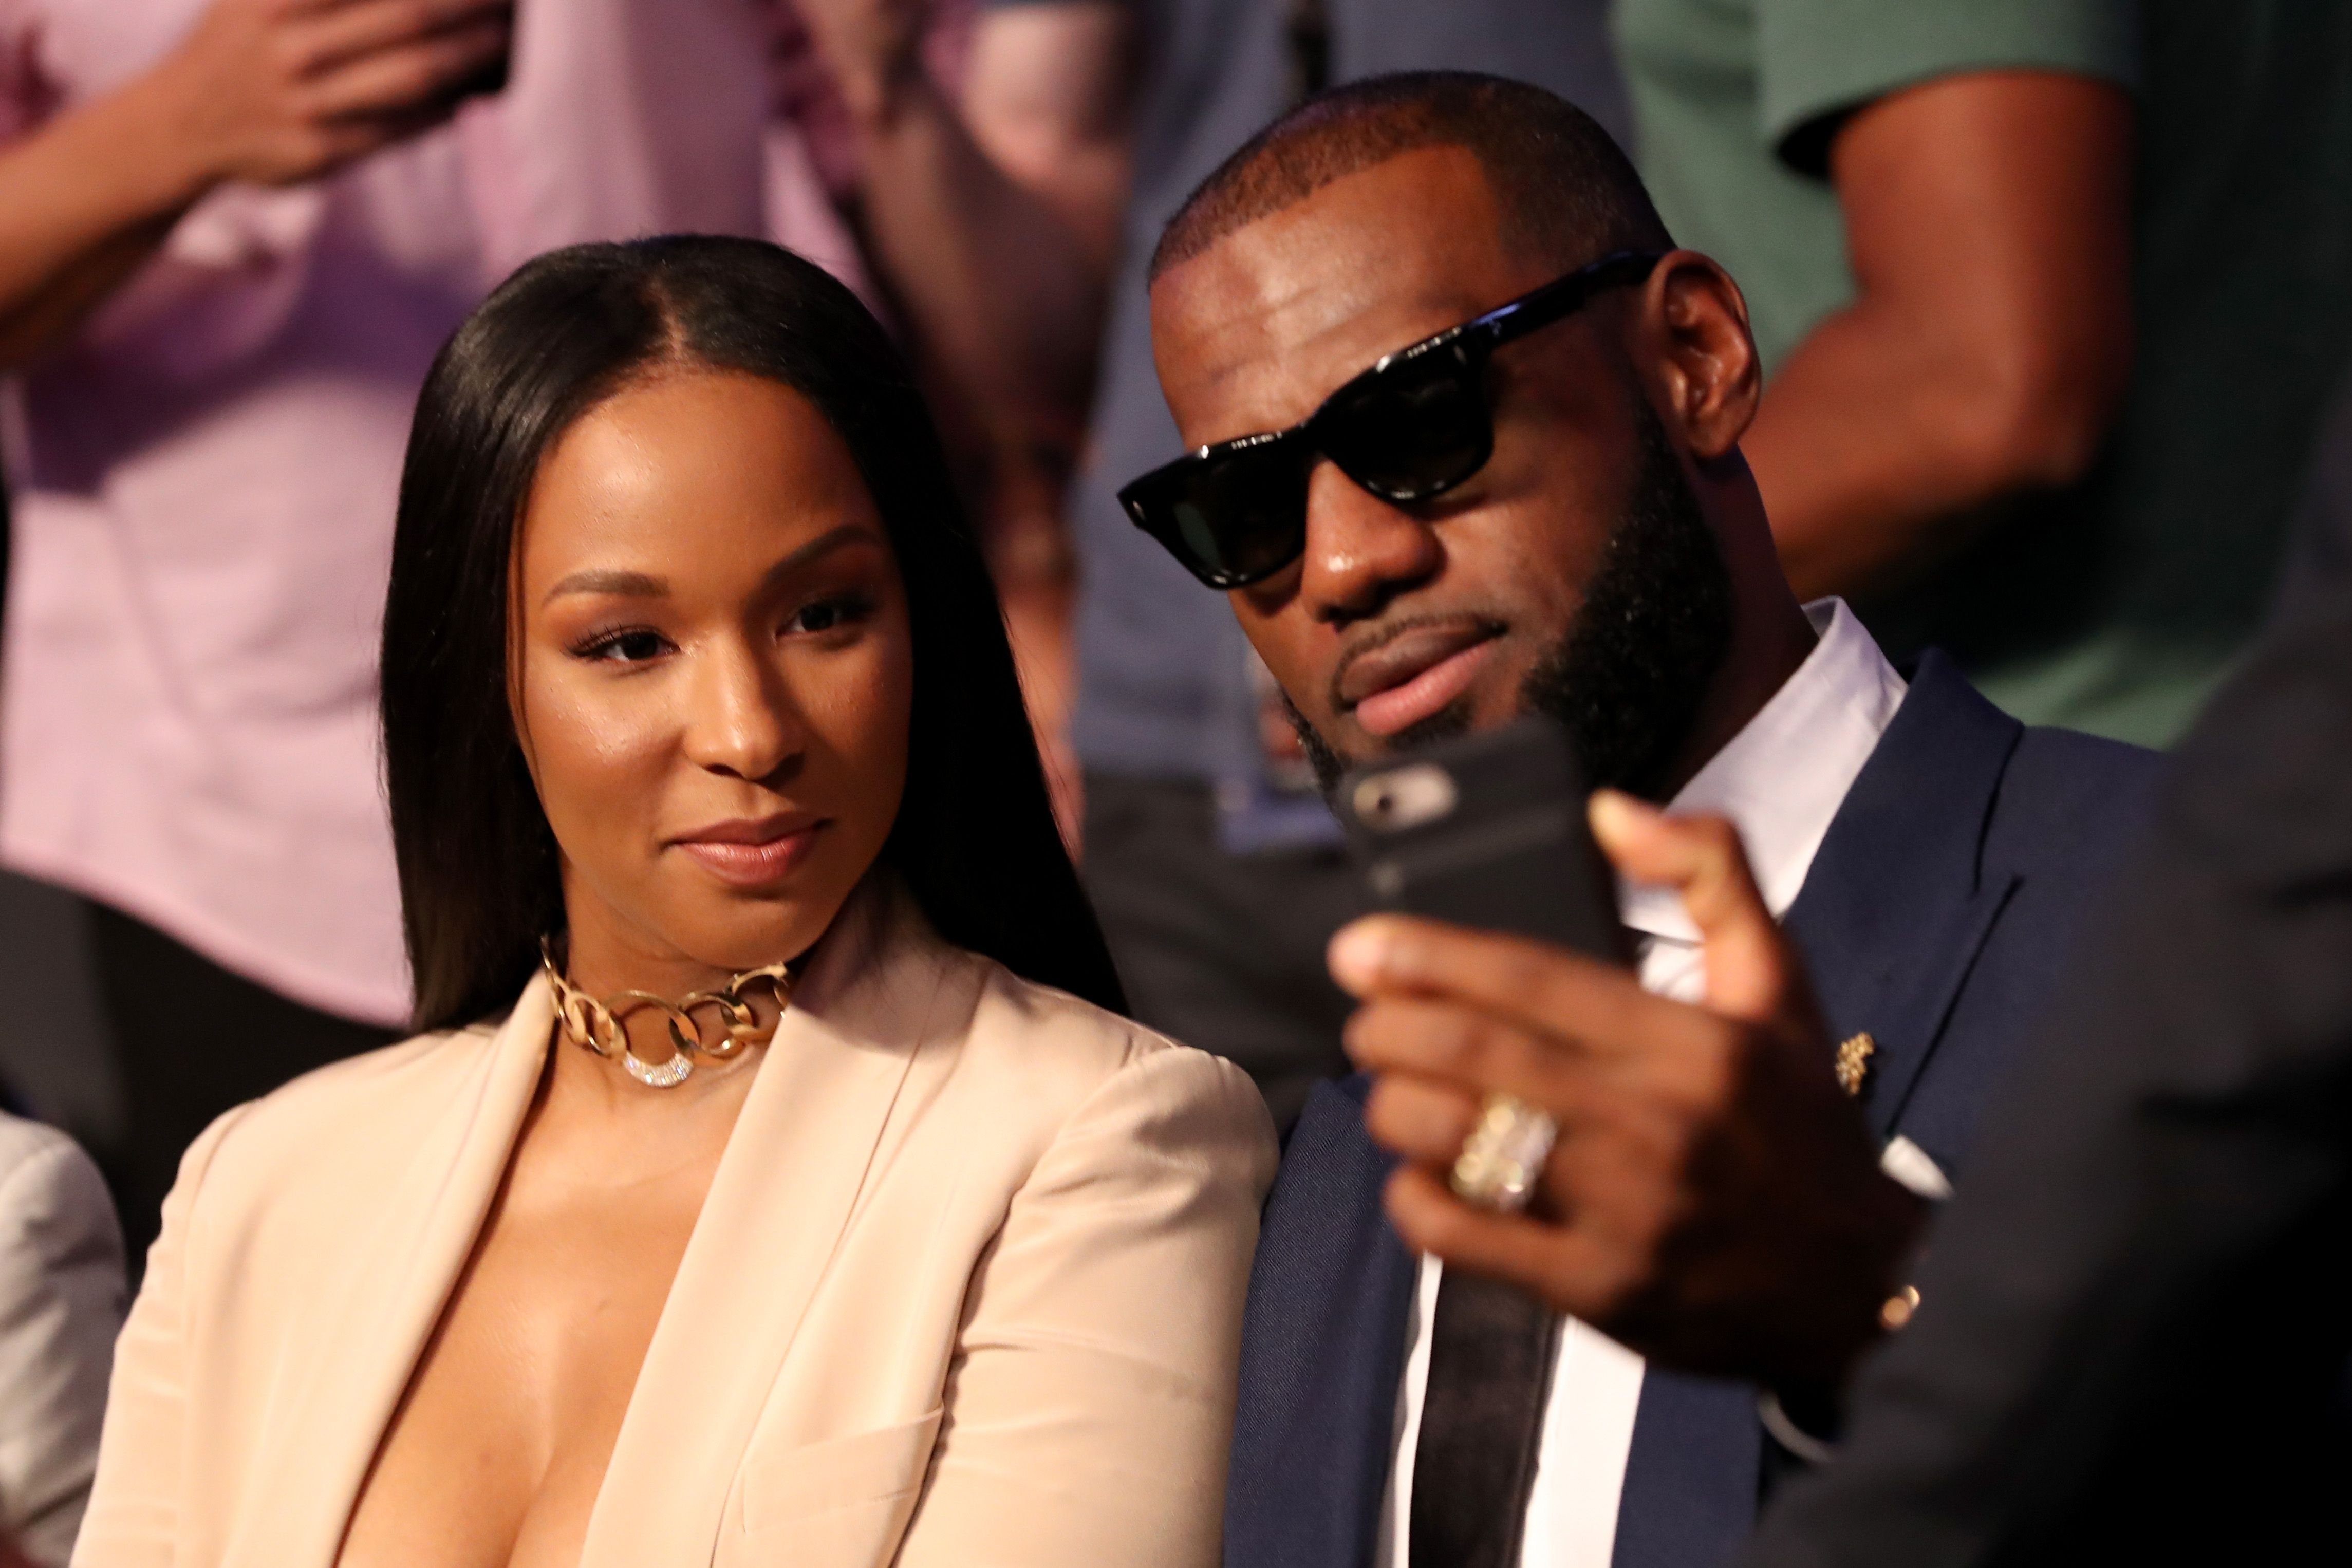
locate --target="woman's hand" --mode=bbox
[1331,790,1927,1386]
[141,0,511,192]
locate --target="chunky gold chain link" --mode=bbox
[539,937,796,1088]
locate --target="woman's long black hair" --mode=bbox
[381,235,1125,1029]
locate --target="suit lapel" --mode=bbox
[1780,654,2025,1139]
[228,986,554,1568]
[1613,655,2026,1568]
[1224,1075,1416,1568]
[576,882,949,1568]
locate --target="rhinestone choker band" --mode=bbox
[539,937,797,1089]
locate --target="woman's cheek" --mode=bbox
[526,667,675,847]
[800,638,913,775]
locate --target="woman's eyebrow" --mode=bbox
[542,568,667,605]
[540,522,883,607]
[755,522,885,593]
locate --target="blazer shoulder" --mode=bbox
[956,957,1274,1154]
[181,1019,501,1193]
[0,1110,85,1189]
[0,1112,117,1253]
[1989,724,2164,870]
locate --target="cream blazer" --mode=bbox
[72,888,1277,1568]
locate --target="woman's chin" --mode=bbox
[662,887,858,976]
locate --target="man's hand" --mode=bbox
[145,0,510,191]
[1332,791,1927,1386]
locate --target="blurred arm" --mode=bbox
[0,1132,125,1567]
[0,0,507,371]
[1747,71,2135,601]
[800,0,1137,441]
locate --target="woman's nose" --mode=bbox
[680,639,801,783]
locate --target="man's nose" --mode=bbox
[1297,460,1446,626]
[680,638,802,783]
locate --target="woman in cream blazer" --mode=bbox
[74,239,1276,1568]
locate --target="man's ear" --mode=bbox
[1628,251,1761,464]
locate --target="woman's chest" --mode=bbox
[334,1155,715,1568]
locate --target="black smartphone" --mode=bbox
[1334,716,1630,966]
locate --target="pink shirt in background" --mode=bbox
[0,0,959,1024]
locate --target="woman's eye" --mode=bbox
[578,628,672,663]
[787,593,872,636]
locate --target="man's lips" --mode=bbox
[1338,622,1502,738]
[669,816,827,888]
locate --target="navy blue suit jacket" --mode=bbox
[1221,654,2161,1568]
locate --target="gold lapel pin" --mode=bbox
[1835,1032,1877,1097]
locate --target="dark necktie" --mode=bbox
[1409,1267,1562,1568]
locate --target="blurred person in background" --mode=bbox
[1615,0,2352,748]
[792,0,1627,1130]
[2272,361,2352,623]
[0,0,967,1258]
[0,1109,122,1567]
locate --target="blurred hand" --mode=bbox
[147,0,509,189]
[792,0,931,124]
[1332,790,1927,1386]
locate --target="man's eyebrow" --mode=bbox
[539,522,885,607]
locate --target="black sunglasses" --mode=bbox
[1119,250,1664,589]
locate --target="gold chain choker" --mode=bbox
[539,938,797,1089]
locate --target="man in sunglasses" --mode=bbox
[1131,73,2163,1568]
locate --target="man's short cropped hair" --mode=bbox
[1149,71,1674,285]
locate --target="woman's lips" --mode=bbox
[1350,636,1498,738]
[673,822,826,887]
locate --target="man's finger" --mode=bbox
[1361,1073,1485,1167]
[1343,993,1601,1095]
[1589,790,1789,1021]
[1384,1166,1625,1320]
[1329,913,1683,1065]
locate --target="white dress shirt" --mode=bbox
[1376,600,1915,1568]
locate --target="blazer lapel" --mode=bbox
[1780,653,2026,1140]
[1614,655,2028,1568]
[1224,1074,1416,1568]
[227,985,554,1568]
[576,882,948,1568]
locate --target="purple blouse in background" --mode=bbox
[0,0,957,1023]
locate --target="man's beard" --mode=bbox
[1287,404,1734,798]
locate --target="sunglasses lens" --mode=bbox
[1321,347,1492,500]
[1126,442,1310,587]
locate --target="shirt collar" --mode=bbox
[1618,600,1907,946]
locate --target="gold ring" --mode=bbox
[1450,1092,1558,1214]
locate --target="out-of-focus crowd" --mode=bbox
[0,1,2348,1563]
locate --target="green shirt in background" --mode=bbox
[1614,0,2352,747]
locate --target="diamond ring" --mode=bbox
[1449,1091,1559,1214]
